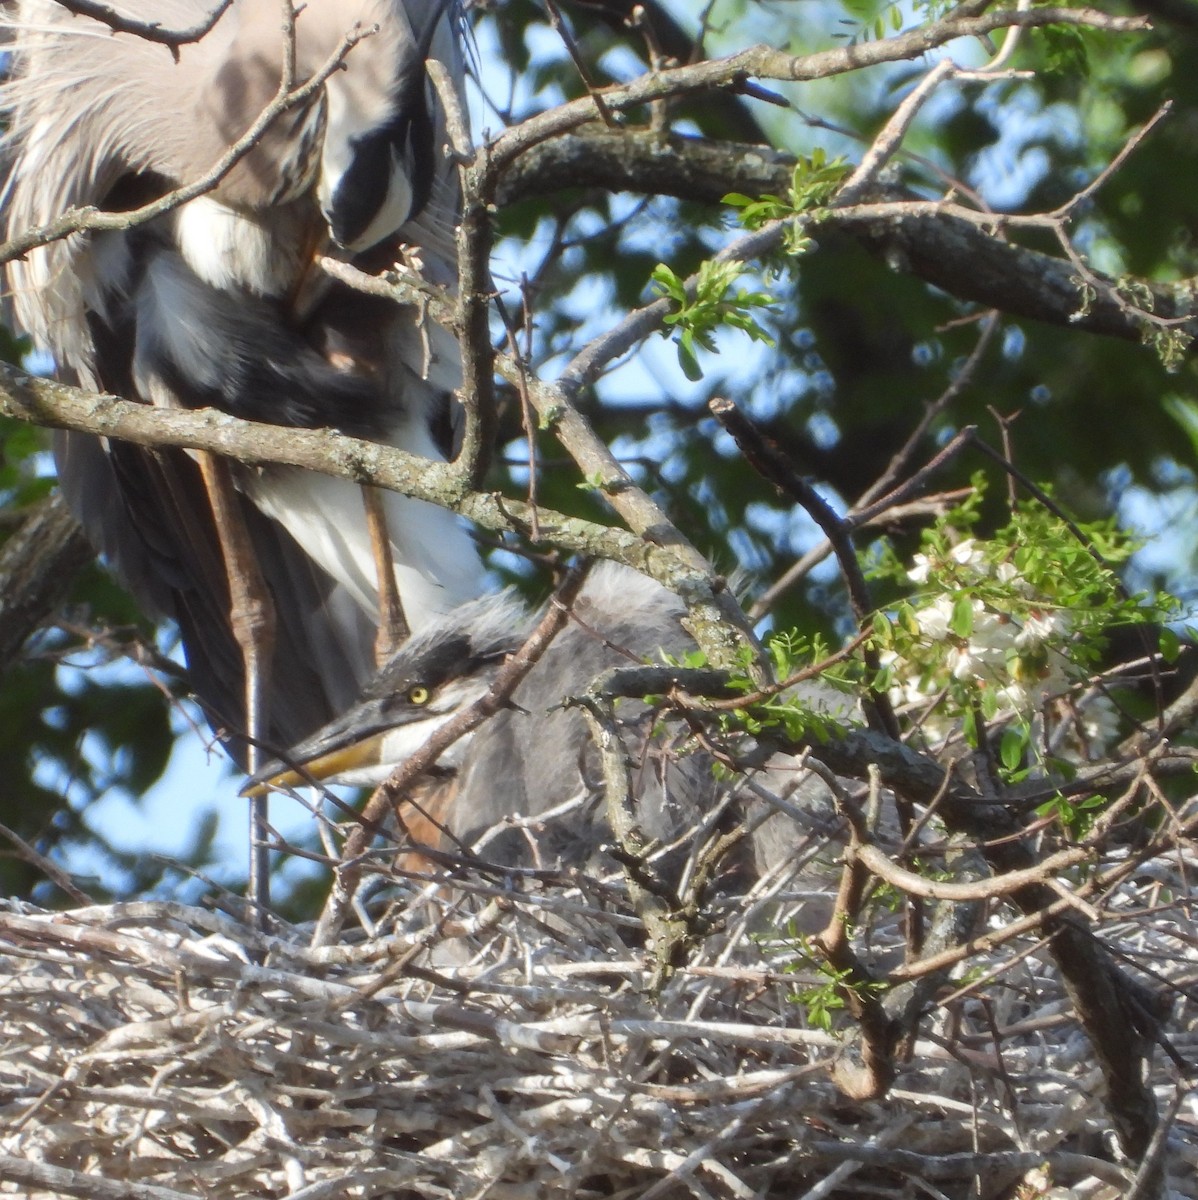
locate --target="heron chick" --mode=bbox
[246,564,748,871]
[246,564,846,887]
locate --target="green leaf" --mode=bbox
[650,263,686,304]
[962,707,978,747]
[871,610,892,645]
[1000,725,1027,772]
[949,594,975,638]
[677,337,702,381]
[1159,626,1181,663]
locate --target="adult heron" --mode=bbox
[1,0,484,761]
[246,564,844,896]
[2,0,485,907]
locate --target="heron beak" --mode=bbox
[240,689,456,798]
[241,695,400,798]
[241,731,390,798]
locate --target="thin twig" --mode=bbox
[0,821,93,906]
[0,23,373,267]
[708,396,899,739]
[48,0,233,53]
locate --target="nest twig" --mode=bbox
[1,813,1195,1200]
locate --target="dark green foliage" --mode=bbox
[0,654,173,901]
[4,1,1198,913]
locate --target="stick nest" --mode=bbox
[1,842,1195,1200]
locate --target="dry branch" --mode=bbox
[1,799,1193,1200]
[496,130,1198,353]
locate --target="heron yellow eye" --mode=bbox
[407,685,431,706]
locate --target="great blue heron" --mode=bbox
[1,0,484,766]
[246,564,844,896]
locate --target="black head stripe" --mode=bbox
[327,0,448,246]
[367,601,524,706]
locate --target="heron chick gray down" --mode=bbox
[246,564,847,893]
[1,0,484,757]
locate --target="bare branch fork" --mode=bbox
[48,0,235,52]
[473,5,1148,177]
[0,365,714,601]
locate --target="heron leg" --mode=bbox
[393,775,457,876]
[197,451,277,927]
[362,484,409,665]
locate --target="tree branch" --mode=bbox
[0,493,92,678]
[481,7,1149,176]
[48,0,234,52]
[497,129,1197,350]
[0,365,742,661]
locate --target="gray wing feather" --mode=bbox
[3,0,482,762]
[454,569,724,869]
[60,428,377,756]
[452,566,843,894]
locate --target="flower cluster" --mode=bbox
[881,537,1120,765]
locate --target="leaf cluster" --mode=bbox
[872,481,1165,674]
[776,927,887,1034]
[724,149,852,256]
[651,259,776,381]
[721,629,857,745]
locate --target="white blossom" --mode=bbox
[914,594,954,639]
[907,554,933,585]
[1080,694,1120,756]
[888,535,1115,761]
[946,645,979,681]
[1015,610,1069,649]
[950,539,984,570]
